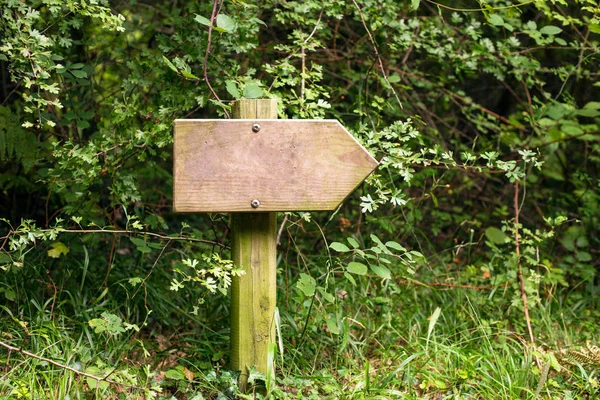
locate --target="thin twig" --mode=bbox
[0,229,227,248]
[514,181,537,354]
[276,215,289,247]
[204,0,230,118]
[351,0,403,109]
[0,340,144,390]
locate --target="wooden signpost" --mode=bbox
[173,99,377,390]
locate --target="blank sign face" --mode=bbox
[173,119,378,213]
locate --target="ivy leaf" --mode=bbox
[216,14,235,32]
[243,84,263,99]
[297,273,316,297]
[347,261,368,275]
[47,242,69,258]
[330,242,350,252]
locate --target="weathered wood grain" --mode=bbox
[229,99,278,392]
[173,118,378,212]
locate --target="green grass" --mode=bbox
[1,270,599,399]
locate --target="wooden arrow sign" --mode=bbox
[173,119,378,212]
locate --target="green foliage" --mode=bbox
[0,0,599,397]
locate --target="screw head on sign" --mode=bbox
[251,199,260,208]
[252,123,261,133]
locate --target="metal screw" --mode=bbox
[252,123,261,133]
[251,199,260,208]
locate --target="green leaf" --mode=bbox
[540,25,562,36]
[385,241,406,252]
[297,273,316,297]
[0,54,8,61]
[130,237,146,247]
[47,242,69,258]
[485,227,506,245]
[225,80,241,99]
[70,69,87,79]
[4,289,16,301]
[243,84,263,99]
[330,242,350,252]
[216,14,235,32]
[344,272,356,286]
[427,307,442,343]
[70,63,84,69]
[584,101,600,110]
[410,0,420,11]
[194,14,211,26]
[347,237,360,249]
[347,261,368,275]
[590,24,600,34]
[180,69,198,79]
[165,369,185,380]
[370,264,391,280]
[162,56,178,73]
[489,14,504,26]
[576,251,592,262]
[325,317,340,335]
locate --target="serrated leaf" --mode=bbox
[217,14,235,32]
[225,80,241,99]
[370,264,391,280]
[70,69,87,79]
[243,84,263,99]
[540,25,562,36]
[47,242,69,258]
[297,273,316,297]
[194,14,211,26]
[330,242,350,252]
[485,227,506,245]
[347,261,368,275]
